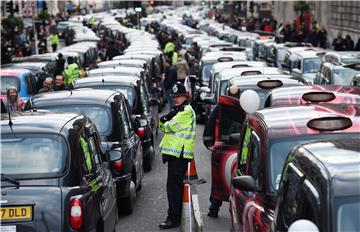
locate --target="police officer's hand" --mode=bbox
[160,108,179,123]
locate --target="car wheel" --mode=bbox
[119,180,136,215]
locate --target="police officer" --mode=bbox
[63,56,80,88]
[158,82,196,230]
[49,31,59,52]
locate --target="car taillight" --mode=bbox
[137,127,145,138]
[112,160,123,172]
[70,198,83,230]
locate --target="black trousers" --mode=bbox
[166,156,189,223]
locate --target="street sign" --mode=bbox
[134,7,142,12]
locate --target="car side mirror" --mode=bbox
[201,92,216,104]
[229,133,241,144]
[189,75,199,83]
[106,149,123,162]
[199,86,211,93]
[232,176,260,192]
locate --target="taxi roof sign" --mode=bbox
[134,7,142,12]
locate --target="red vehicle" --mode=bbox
[229,104,360,232]
[266,84,360,107]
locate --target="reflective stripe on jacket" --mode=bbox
[63,63,80,87]
[159,105,196,159]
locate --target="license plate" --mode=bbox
[0,206,32,222]
[1,225,16,232]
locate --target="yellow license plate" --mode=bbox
[0,206,32,222]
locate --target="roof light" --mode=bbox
[232,64,249,68]
[218,57,234,62]
[220,47,245,52]
[307,117,352,131]
[257,80,283,89]
[302,92,336,102]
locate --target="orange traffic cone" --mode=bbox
[180,183,196,232]
[184,159,206,185]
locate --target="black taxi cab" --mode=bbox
[1,111,118,231]
[72,76,156,172]
[273,139,360,232]
[229,104,360,232]
[25,89,143,214]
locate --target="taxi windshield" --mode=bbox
[87,85,136,108]
[303,58,322,74]
[44,105,112,135]
[1,134,67,178]
[333,68,360,86]
[201,63,214,82]
[335,197,360,231]
[269,134,356,192]
[1,76,20,95]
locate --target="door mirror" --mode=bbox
[288,220,319,232]
[229,133,241,144]
[232,176,260,191]
[199,86,211,93]
[189,75,199,83]
[201,92,215,104]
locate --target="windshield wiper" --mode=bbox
[1,173,19,186]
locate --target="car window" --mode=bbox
[87,135,102,172]
[246,131,261,186]
[118,101,131,138]
[45,105,112,135]
[1,134,67,177]
[336,197,360,231]
[333,69,360,86]
[1,76,21,95]
[80,135,94,173]
[218,104,244,142]
[238,126,252,168]
[201,63,213,82]
[303,58,322,74]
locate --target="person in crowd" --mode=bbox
[163,38,175,60]
[55,53,66,76]
[227,85,241,99]
[345,34,355,51]
[163,58,178,110]
[49,31,60,52]
[188,57,199,76]
[63,56,80,88]
[158,82,196,230]
[332,32,346,51]
[356,38,360,51]
[38,77,54,93]
[318,26,327,49]
[175,55,189,84]
[53,75,68,91]
[104,41,120,60]
[5,87,24,112]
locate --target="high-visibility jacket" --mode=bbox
[63,63,80,87]
[163,41,175,55]
[49,34,59,45]
[159,105,196,159]
[172,51,178,66]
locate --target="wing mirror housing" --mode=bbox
[232,176,260,192]
[229,133,241,144]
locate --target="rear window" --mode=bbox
[1,76,20,95]
[1,134,68,178]
[333,69,360,86]
[86,86,136,108]
[44,105,112,135]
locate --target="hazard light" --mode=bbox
[257,80,283,89]
[302,92,336,102]
[307,117,352,131]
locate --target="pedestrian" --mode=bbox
[63,56,80,88]
[49,31,59,52]
[175,56,189,84]
[163,38,175,60]
[163,58,178,110]
[318,26,327,49]
[345,34,355,51]
[55,53,66,76]
[332,32,346,51]
[104,41,120,61]
[38,77,54,93]
[158,82,196,230]
[53,75,68,91]
[356,38,360,51]
[5,87,24,112]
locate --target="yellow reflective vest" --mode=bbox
[49,34,59,45]
[159,105,196,159]
[63,63,80,87]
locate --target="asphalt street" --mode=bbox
[116,124,231,232]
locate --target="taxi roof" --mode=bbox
[87,67,143,76]
[251,104,360,139]
[300,139,360,197]
[97,59,146,68]
[212,61,267,74]
[230,74,304,87]
[0,68,30,76]
[73,75,139,87]
[113,54,155,61]
[269,85,360,106]
[30,89,119,107]
[201,51,247,62]
[1,111,81,134]
[220,67,282,81]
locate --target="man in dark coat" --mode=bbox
[163,58,178,110]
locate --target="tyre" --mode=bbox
[118,180,136,215]
[143,145,154,172]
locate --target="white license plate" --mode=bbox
[1,226,16,232]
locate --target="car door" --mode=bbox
[206,95,247,202]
